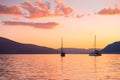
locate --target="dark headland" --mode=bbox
[0,37,58,54]
[101,41,120,54]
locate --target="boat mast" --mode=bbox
[94,35,96,50]
[61,38,63,53]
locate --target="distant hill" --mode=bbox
[0,37,58,54]
[101,41,120,53]
[57,48,101,54]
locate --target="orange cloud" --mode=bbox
[21,0,73,18]
[55,7,62,16]
[76,14,84,18]
[3,21,59,29]
[21,0,74,18]
[36,0,50,10]
[0,0,74,18]
[54,0,64,4]
[98,7,120,15]
[0,4,22,16]
[54,0,73,16]
[22,0,51,18]
[62,7,73,16]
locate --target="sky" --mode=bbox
[0,0,120,49]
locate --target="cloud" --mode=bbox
[76,14,84,18]
[62,7,73,16]
[0,0,74,18]
[97,7,120,15]
[2,21,59,29]
[54,0,73,16]
[97,0,120,15]
[0,4,22,16]
[21,0,51,18]
[21,0,73,18]
[54,0,64,4]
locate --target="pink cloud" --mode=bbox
[3,21,59,29]
[21,0,74,18]
[76,14,84,18]
[21,0,73,18]
[22,0,51,18]
[54,0,64,4]
[54,0,73,16]
[98,7,120,15]
[62,7,73,16]
[0,0,74,18]
[0,4,22,16]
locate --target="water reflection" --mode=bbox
[93,54,120,80]
[0,54,120,80]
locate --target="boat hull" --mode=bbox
[89,50,102,56]
[61,52,65,57]
[89,53,101,56]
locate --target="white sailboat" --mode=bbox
[61,38,65,57]
[89,35,102,56]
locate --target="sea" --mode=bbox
[0,54,120,80]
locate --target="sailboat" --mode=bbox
[89,35,102,56]
[61,38,65,57]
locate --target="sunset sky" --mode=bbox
[0,0,120,49]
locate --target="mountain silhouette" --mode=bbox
[57,48,101,54]
[1,37,119,54]
[0,37,58,54]
[101,41,120,53]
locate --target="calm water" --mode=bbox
[0,54,120,80]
